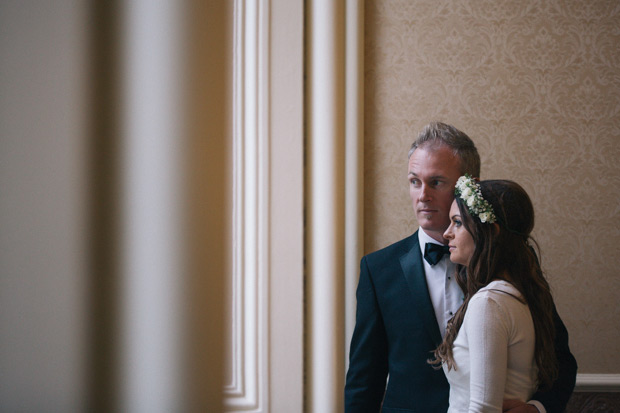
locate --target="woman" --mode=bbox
[431,176,558,412]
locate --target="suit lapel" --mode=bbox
[399,232,443,346]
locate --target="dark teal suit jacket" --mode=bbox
[345,231,577,413]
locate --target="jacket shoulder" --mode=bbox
[364,232,418,266]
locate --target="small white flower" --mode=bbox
[467,196,475,207]
[460,187,471,198]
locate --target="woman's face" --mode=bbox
[443,200,475,266]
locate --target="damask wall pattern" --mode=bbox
[364,0,620,373]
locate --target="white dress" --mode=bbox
[443,280,538,413]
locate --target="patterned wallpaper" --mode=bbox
[364,0,620,373]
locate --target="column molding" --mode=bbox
[224,0,270,411]
[224,1,305,412]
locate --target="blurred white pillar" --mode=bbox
[118,0,184,411]
[0,0,233,411]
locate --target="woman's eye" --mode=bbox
[454,219,462,227]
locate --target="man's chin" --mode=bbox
[418,216,439,228]
[418,220,449,235]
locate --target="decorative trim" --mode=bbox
[224,0,270,411]
[575,374,620,392]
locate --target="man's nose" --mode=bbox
[418,185,431,202]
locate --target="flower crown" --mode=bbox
[455,175,497,224]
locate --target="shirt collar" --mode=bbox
[418,227,446,256]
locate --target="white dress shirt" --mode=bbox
[418,228,463,337]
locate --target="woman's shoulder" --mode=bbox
[477,280,521,297]
[466,281,526,326]
[470,280,526,311]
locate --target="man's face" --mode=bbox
[408,145,462,243]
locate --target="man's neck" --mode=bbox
[419,227,448,245]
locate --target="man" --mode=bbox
[345,122,577,412]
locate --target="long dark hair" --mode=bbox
[430,180,558,390]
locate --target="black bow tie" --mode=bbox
[424,243,450,266]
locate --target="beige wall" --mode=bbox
[364,1,620,374]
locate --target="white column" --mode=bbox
[306,1,347,412]
[119,1,183,411]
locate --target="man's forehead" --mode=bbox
[407,159,460,175]
[408,147,461,175]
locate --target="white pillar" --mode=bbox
[119,1,184,410]
[306,1,347,411]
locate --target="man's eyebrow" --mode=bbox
[407,173,448,180]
